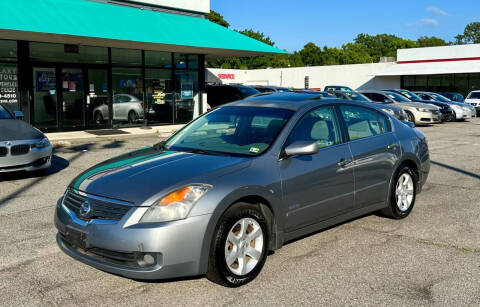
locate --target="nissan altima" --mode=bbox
[55,92,430,287]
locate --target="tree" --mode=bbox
[298,42,322,66]
[416,36,449,47]
[455,22,480,44]
[340,43,373,64]
[205,10,229,28]
[237,29,275,46]
[354,33,416,62]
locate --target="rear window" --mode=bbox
[236,86,260,97]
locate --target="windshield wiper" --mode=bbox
[153,141,167,151]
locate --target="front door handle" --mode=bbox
[337,158,352,167]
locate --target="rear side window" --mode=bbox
[0,105,13,119]
[339,105,391,141]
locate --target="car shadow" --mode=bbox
[0,155,69,182]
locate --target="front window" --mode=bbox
[0,105,13,119]
[344,91,370,102]
[166,106,293,156]
[236,86,260,97]
[429,93,450,102]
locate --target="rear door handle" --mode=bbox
[387,143,398,150]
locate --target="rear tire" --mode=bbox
[128,111,138,124]
[94,112,104,125]
[381,165,417,219]
[206,203,269,287]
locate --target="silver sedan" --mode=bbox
[0,104,52,173]
[55,93,430,287]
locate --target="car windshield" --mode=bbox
[0,105,13,119]
[236,86,260,97]
[467,92,480,99]
[341,91,370,102]
[399,90,423,101]
[385,92,411,102]
[165,106,293,157]
[429,93,451,102]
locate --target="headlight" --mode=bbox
[416,108,430,112]
[381,108,395,115]
[33,138,50,149]
[140,184,212,223]
[451,105,461,110]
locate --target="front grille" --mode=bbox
[10,144,30,156]
[63,190,132,221]
[0,147,7,157]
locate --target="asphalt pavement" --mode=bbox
[1,119,479,306]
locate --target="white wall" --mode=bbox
[398,44,480,62]
[208,63,400,91]
[120,0,210,13]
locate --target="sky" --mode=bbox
[210,0,480,52]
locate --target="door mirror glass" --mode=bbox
[284,141,318,157]
[13,110,24,119]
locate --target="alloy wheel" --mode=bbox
[396,173,414,211]
[224,217,264,276]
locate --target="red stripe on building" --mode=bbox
[397,57,480,64]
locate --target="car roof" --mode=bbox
[358,89,387,94]
[225,92,360,111]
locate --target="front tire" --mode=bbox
[207,203,269,287]
[381,165,417,219]
[405,111,415,123]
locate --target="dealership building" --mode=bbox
[0,0,283,132]
[208,44,480,97]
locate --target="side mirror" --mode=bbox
[13,111,24,119]
[284,141,319,157]
[403,121,415,128]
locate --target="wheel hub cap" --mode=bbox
[395,173,414,211]
[224,217,264,276]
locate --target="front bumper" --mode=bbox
[0,141,52,173]
[417,110,441,124]
[55,198,212,280]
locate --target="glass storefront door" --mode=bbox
[86,69,109,128]
[174,71,198,124]
[62,68,84,128]
[33,67,57,129]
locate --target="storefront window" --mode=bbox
[0,40,17,62]
[175,54,187,69]
[403,76,415,88]
[0,63,19,112]
[112,67,144,128]
[30,42,108,64]
[145,69,173,124]
[454,74,468,96]
[33,67,57,129]
[112,48,142,66]
[145,51,171,68]
[174,71,198,124]
[469,73,480,92]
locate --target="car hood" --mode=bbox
[0,119,44,142]
[69,146,251,205]
[396,101,439,110]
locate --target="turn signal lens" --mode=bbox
[140,184,211,223]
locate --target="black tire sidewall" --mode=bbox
[211,204,269,287]
[406,111,415,123]
[390,166,417,218]
[128,111,137,123]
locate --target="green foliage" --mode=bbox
[455,22,480,44]
[206,15,478,70]
[205,10,229,28]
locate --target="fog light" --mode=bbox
[136,253,156,267]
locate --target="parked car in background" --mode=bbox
[93,94,144,124]
[333,91,408,122]
[414,91,476,120]
[0,104,52,173]
[206,85,260,109]
[360,90,441,125]
[439,92,464,102]
[465,90,480,116]
[251,85,290,93]
[55,92,430,287]
[324,85,354,92]
[384,89,454,122]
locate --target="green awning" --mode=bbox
[0,0,285,57]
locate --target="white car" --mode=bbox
[465,90,480,116]
[93,94,145,124]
